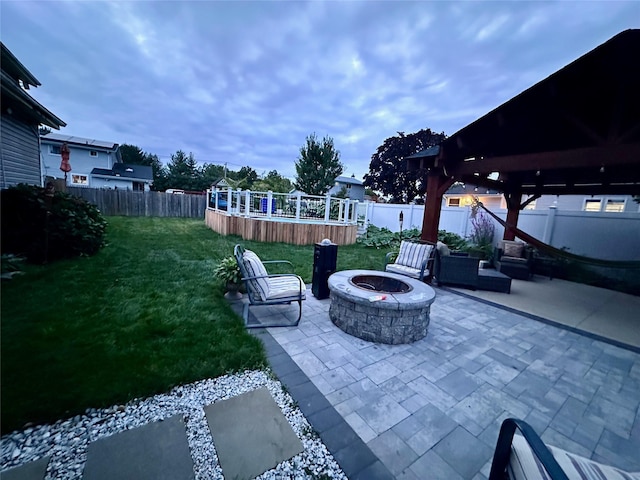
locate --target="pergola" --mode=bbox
[407,29,640,243]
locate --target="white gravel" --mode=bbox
[0,370,347,480]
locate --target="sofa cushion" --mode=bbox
[508,434,640,480]
[396,241,433,269]
[385,263,429,279]
[266,276,307,300]
[501,256,529,264]
[503,241,525,258]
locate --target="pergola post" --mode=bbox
[503,191,521,241]
[421,173,454,243]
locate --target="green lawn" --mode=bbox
[1,216,387,433]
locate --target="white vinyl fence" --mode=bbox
[360,202,640,261]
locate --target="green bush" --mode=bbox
[1,184,107,263]
[357,224,468,251]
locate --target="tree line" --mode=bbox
[120,127,447,201]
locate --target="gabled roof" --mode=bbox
[91,163,153,182]
[335,175,363,186]
[1,42,40,89]
[41,133,118,151]
[1,43,66,129]
[408,29,640,197]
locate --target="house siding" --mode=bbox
[0,115,41,188]
[40,142,114,186]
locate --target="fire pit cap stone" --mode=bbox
[328,270,435,310]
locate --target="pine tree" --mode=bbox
[294,133,343,195]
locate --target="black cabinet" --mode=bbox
[312,242,338,299]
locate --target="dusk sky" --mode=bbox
[2,1,638,182]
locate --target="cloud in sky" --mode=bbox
[2,1,638,181]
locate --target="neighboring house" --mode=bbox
[328,175,365,201]
[211,177,232,190]
[443,183,505,209]
[444,183,639,213]
[40,133,153,191]
[0,42,66,189]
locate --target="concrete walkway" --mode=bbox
[450,276,640,349]
[266,278,640,479]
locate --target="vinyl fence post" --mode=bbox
[543,206,557,244]
[324,193,331,222]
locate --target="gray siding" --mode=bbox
[0,115,41,188]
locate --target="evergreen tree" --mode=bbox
[294,133,343,195]
[165,150,199,190]
[119,143,166,191]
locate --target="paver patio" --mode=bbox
[266,286,640,479]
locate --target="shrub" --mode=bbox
[465,212,495,259]
[0,184,107,263]
[357,224,468,251]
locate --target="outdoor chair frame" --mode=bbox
[234,244,306,328]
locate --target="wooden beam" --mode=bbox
[452,143,640,176]
[421,174,454,243]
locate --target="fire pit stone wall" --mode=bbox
[327,270,436,345]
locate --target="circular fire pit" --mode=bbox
[328,270,436,345]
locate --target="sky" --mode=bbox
[2,1,639,182]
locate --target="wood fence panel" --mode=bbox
[66,188,206,218]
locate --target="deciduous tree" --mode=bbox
[364,129,446,203]
[294,133,343,195]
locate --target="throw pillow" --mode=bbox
[503,242,524,258]
[436,241,451,256]
[397,241,433,269]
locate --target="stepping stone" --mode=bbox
[82,415,194,480]
[205,387,303,480]
[1,457,49,480]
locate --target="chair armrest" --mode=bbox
[489,418,569,480]
[262,259,295,273]
[385,252,397,267]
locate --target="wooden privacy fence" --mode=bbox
[67,188,206,218]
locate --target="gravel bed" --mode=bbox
[1,370,347,480]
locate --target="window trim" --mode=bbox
[71,174,89,185]
[90,150,98,157]
[604,198,626,212]
[49,144,61,155]
[583,197,627,212]
[447,197,461,207]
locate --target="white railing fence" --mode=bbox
[358,202,640,262]
[208,189,358,224]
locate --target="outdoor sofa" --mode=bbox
[494,240,534,280]
[433,241,480,289]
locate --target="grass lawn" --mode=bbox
[1,216,387,434]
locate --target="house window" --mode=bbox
[132,182,145,191]
[90,151,98,157]
[605,198,625,212]
[49,145,61,155]
[71,174,88,185]
[447,198,461,207]
[583,198,602,212]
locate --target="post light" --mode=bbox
[399,211,404,240]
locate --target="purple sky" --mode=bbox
[2,1,638,181]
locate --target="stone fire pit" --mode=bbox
[328,270,436,345]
